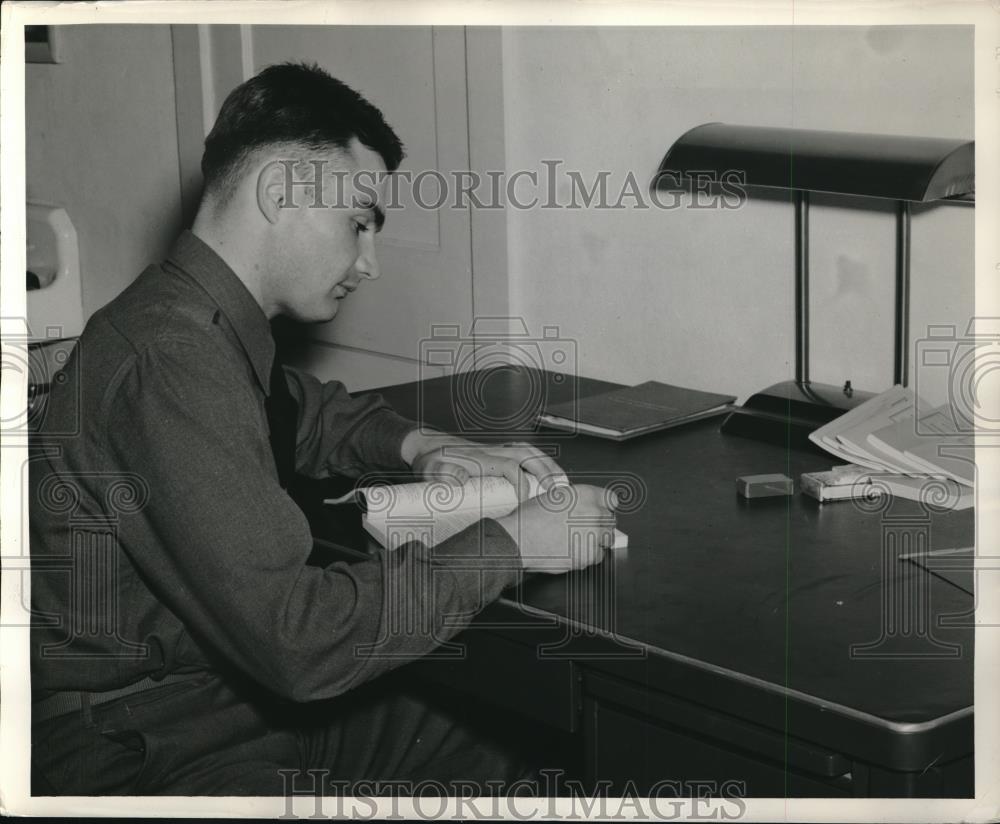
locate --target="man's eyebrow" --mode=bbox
[354,198,385,231]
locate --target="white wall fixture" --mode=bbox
[26,203,84,342]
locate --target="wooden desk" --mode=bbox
[297,367,974,798]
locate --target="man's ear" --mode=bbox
[255,159,289,225]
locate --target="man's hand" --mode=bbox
[495,484,618,575]
[401,430,568,500]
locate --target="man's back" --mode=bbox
[30,242,272,694]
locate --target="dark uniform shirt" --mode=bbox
[30,230,520,702]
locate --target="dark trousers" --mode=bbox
[32,670,536,796]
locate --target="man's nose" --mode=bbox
[356,237,381,281]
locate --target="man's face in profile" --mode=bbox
[265,137,388,324]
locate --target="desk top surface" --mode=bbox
[301,367,974,736]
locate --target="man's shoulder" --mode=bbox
[90,261,219,351]
[78,259,252,403]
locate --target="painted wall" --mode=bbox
[26,24,973,408]
[26,25,183,320]
[501,26,974,404]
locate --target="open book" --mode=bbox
[325,475,627,551]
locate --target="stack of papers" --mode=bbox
[808,385,974,488]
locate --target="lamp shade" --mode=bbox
[656,123,974,202]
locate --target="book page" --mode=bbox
[362,475,529,520]
[365,503,516,548]
[361,475,542,547]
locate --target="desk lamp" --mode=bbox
[655,123,975,449]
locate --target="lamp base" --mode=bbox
[720,380,876,452]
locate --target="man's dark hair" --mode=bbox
[200,62,404,204]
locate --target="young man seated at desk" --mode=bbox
[29,62,617,796]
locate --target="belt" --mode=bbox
[32,672,202,726]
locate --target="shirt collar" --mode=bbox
[165,230,275,393]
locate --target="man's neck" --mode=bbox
[190,214,270,318]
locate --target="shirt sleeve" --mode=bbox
[103,338,522,702]
[282,364,418,479]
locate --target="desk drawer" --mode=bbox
[412,631,579,732]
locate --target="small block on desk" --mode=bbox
[737,473,794,498]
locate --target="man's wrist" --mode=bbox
[356,410,424,471]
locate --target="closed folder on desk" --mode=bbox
[539,380,736,441]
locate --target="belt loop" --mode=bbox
[80,692,94,728]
